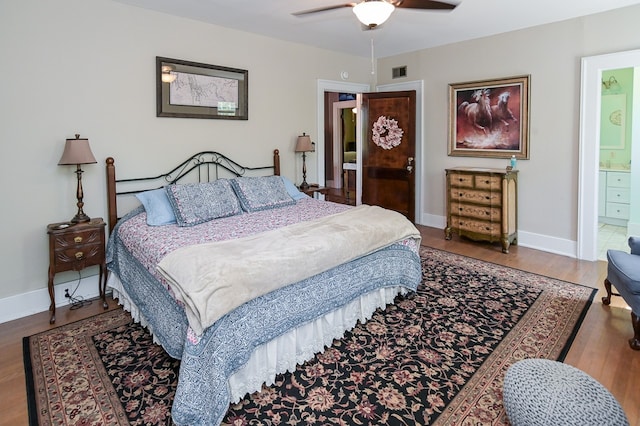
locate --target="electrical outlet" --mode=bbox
[64,289,70,298]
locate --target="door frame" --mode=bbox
[316,79,423,223]
[316,80,370,187]
[578,49,640,260]
[330,100,357,189]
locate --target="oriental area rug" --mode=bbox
[24,247,596,426]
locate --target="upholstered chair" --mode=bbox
[603,236,640,350]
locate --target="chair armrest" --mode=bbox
[628,236,640,255]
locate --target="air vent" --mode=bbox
[392,66,407,79]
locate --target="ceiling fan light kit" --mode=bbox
[353,1,395,28]
[292,0,457,30]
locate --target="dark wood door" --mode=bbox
[361,91,416,222]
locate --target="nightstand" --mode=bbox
[300,185,330,197]
[302,185,355,206]
[46,218,107,324]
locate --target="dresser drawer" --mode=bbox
[474,175,502,190]
[52,228,103,249]
[451,215,502,237]
[606,187,630,204]
[450,188,502,206]
[607,171,630,188]
[448,173,474,188]
[451,203,501,221]
[606,202,630,220]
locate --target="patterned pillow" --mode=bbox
[230,176,296,212]
[165,180,242,227]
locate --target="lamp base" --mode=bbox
[299,181,310,191]
[70,212,91,224]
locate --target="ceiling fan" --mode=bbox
[293,0,458,29]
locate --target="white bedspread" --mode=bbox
[157,205,421,335]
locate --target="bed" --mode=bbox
[105,149,422,426]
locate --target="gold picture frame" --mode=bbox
[449,75,530,159]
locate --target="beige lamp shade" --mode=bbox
[295,133,314,152]
[58,134,97,165]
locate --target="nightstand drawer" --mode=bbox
[53,243,103,269]
[53,228,103,249]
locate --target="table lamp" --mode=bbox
[58,134,97,223]
[295,133,314,190]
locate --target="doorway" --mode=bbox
[315,79,424,222]
[579,49,640,261]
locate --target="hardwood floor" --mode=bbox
[1,225,638,425]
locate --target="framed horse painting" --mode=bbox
[449,75,530,159]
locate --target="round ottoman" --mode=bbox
[502,359,629,426]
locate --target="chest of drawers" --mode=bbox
[445,168,518,253]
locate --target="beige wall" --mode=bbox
[377,4,640,245]
[0,0,371,308]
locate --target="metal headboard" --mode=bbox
[106,149,281,233]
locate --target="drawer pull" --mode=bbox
[75,251,83,260]
[485,180,490,184]
[74,236,83,243]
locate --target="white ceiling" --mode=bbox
[113,0,640,58]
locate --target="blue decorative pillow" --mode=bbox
[281,176,309,201]
[230,176,296,212]
[135,188,177,226]
[165,180,242,227]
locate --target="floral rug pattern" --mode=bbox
[24,247,595,426]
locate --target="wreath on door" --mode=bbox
[372,115,403,150]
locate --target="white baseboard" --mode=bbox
[0,275,102,324]
[516,230,577,258]
[419,213,446,230]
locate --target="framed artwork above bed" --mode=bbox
[156,56,248,120]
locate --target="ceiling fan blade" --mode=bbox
[292,3,357,16]
[391,0,457,10]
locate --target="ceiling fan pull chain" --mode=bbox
[371,37,375,75]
